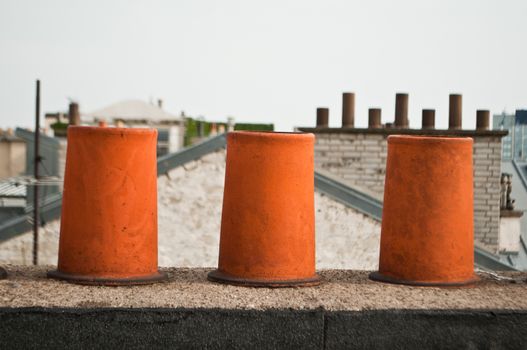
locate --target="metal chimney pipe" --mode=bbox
[394,93,409,128]
[316,108,329,127]
[342,93,355,127]
[422,109,435,130]
[476,110,490,130]
[369,108,382,129]
[449,94,462,130]
[68,102,81,126]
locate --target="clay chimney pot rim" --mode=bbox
[68,125,156,136]
[229,130,314,141]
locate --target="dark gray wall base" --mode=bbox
[325,310,527,350]
[0,308,324,350]
[1,308,526,350]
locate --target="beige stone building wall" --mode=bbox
[0,139,26,179]
[311,130,503,252]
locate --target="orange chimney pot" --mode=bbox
[48,126,166,285]
[370,135,478,286]
[208,131,321,287]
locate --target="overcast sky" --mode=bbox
[1,0,526,131]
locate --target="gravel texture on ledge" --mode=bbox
[0,266,526,311]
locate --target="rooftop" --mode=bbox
[85,99,181,122]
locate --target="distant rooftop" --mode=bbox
[0,130,23,143]
[84,99,181,122]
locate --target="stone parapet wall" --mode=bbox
[0,267,526,349]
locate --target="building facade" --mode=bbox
[493,110,527,160]
[0,131,25,180]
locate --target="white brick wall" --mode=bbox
[314,133,503,252]
[472,137,502,248]
[315,134,387,195]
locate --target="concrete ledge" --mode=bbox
[1,267,526,349]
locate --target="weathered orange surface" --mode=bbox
[52,126,163,283]
[374,135,478,285]
[211,131,320,286]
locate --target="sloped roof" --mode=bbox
[0,177,26,198]
[85,100,180,122]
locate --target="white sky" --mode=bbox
[0,0,526,131]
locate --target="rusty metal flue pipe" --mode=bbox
[394,93,409,128]
[342,93,355,127]
[422,109,435,130]
[476,110,490,130]
[369,108,382,129]
[316,108,329,127]
[449,94,462,130]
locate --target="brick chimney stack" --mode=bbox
[394,93,409,128]
[316,108,329,127]
[422,109,435,130]
[68,102,80,126]
[449,94,462,130]
[369,108,382,129]
[341,93,355,128]
[476,110,490,130]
